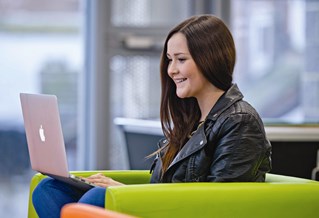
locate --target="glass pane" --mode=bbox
[111,55,161,119]
[0,1,83,217]
[231,0,319,124]
[111,0,190,27]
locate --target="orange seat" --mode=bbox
[61,203,137,218]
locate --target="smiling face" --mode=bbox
[166,32,213,100]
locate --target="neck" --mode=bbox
[197,89,224,122]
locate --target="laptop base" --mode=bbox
[44,173,95,191]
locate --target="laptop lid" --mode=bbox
[20,93,69,177]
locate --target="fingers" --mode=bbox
[87,177,112,184]
[83,173,125,188]
[89,182,109,188]
[85,175,113,187]
[87,173,104,179]
[86,175,109,182]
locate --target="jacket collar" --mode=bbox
[167,123,207,171]
[206,83,243,121]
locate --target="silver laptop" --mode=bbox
[20,93,95,191]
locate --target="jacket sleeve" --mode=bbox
[207,113,271,182]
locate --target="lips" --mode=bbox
[175,78,187,84]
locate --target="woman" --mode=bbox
[150,15,271,183]
[32,15,271,217]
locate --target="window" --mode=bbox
[231,0,319,124]
[0,1,83,216]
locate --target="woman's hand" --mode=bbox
[84,173,125,188]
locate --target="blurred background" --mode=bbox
[0,0,318,217]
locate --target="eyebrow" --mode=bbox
[166,52,188,57]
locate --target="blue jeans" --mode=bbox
[32,178,106,218]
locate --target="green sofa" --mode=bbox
[28,170,319,218]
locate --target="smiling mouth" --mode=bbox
[175,78,187,84]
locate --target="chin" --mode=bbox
[176,92,189,99]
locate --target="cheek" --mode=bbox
[186,71,200,83]
[180,66,193,78]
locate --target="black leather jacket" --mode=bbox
[150,84,272,183]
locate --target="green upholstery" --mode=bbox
[28,170,151,218]
[28,171,319,218]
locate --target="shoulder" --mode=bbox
[205,99,270,158]
[207,99,266,139]
[223,99,260,120]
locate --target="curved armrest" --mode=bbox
[105,182,319,218]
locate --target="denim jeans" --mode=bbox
[32,178,106,218]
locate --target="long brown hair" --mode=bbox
[159,15,236,175]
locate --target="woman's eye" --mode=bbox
[178,58,186,63]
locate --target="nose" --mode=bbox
[167,61,178,77]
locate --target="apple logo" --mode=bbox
[39,125,46,142]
